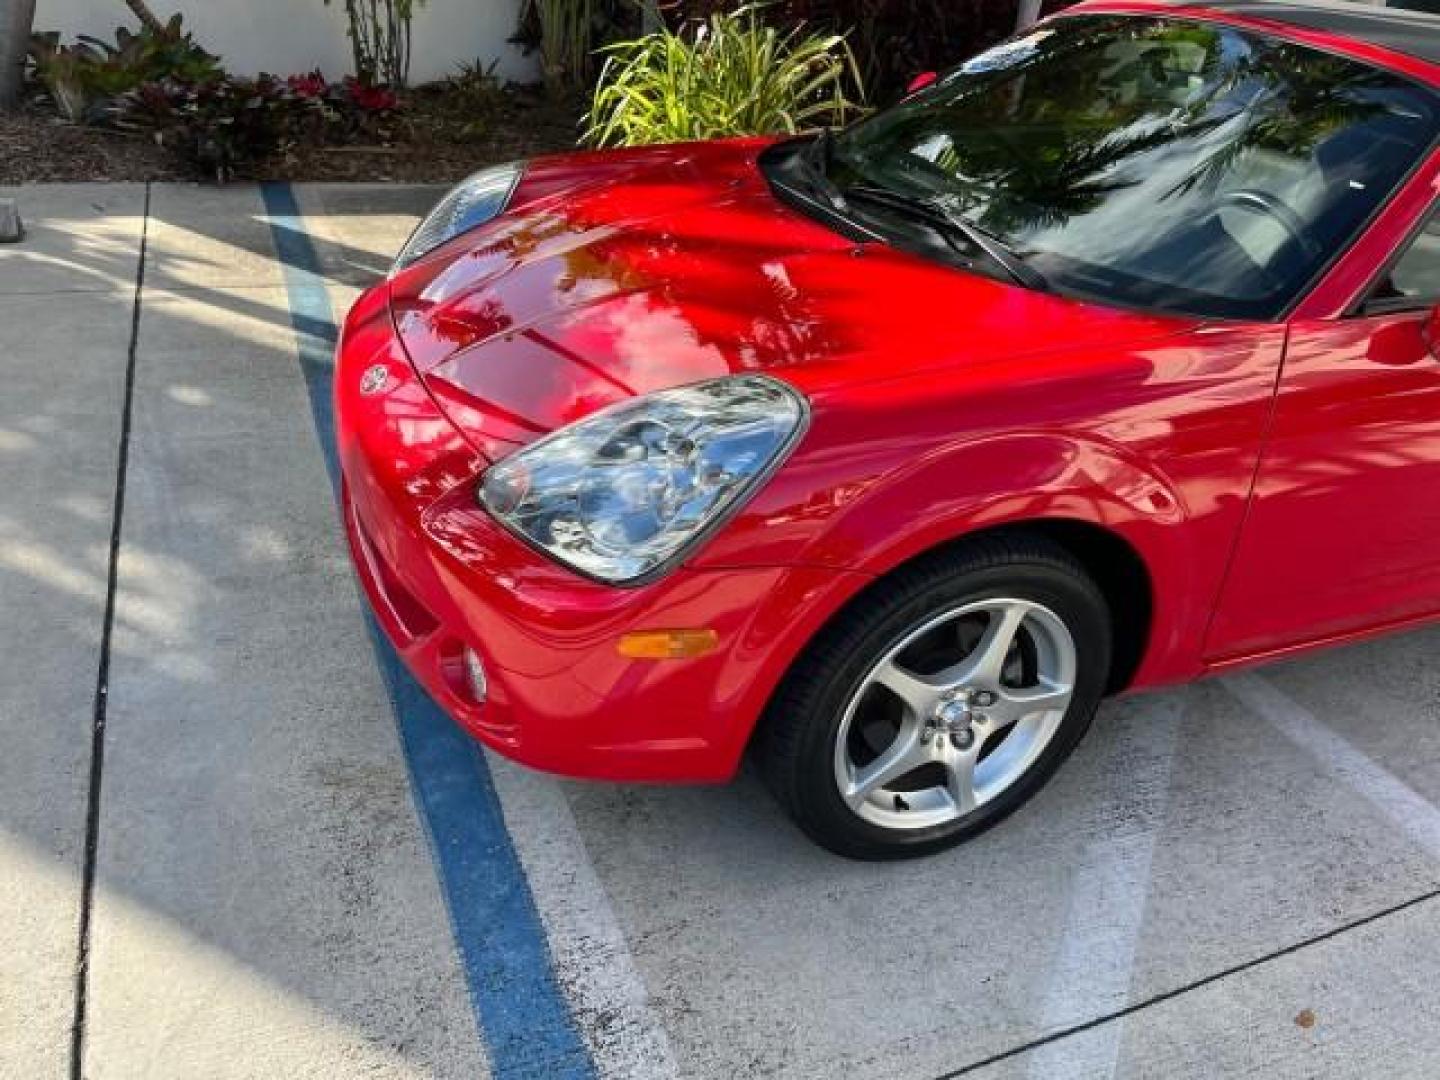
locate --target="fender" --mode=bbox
[694,322,1289,689]
[816,431,1209,687]
[687,428,1211,777]
[700,431,1204,693]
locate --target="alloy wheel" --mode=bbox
[832,598,1077,831]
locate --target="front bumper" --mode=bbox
[334,285,868,783]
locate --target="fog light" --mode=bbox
[617,629,719,660]
[463,647,488,703]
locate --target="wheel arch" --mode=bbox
[720,431,1214,776]
[774,516,1156,705]
[984,517,1152,693]
[742,518,1151,854]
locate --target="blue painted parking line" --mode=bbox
[261,183,596,1080]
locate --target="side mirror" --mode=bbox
[1361,307,1437,367]
[906,71,938,96]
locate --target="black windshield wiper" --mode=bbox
[802,128,851,213]
[845,184,1051,293]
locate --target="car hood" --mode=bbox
[388,140,1195,462]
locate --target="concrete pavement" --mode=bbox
[4,181,1440,1079]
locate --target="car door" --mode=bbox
[1207,200,1440,661]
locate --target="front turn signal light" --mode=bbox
[617,629,720,660]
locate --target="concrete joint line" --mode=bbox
[930,673,1440,1080]
[69,181,152,1080]
[930,884,1440,1079]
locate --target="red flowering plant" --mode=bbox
[325,75,402,142]
[279,70,405,144]
[282,71,403,140]
[287,70,330,99]
[114,66,406,180]
[342,76,400,112]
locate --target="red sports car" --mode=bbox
[337,0,1440,858]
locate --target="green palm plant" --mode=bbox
[582,5,864,148]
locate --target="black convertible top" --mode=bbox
[1145,0,1440,66]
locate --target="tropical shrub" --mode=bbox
[426,58,508,141]
[583,6,863,148]
[798,0,1028,95]
[27,35,92,121]
[118,74,320,181]
[118,70,403,180]
[28,15,221,122]
[323,0,425,88]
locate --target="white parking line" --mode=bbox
[1025,694,1186,1080]
[1223,672,1440,860]
[486,755,680,1080]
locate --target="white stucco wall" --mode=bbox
[33,0,537,85]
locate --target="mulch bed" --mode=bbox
[0,85,582,185]
[1,96,180,183]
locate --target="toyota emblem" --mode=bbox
[359,365,390,396]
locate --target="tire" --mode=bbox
[756,533,1112,860]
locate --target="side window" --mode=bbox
[1368,210,1440,310]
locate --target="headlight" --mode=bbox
[479,376,807,584]
[393,162,524,271]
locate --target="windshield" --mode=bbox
[823,15,1440,319]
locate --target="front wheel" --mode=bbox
[757,535,1112,860]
